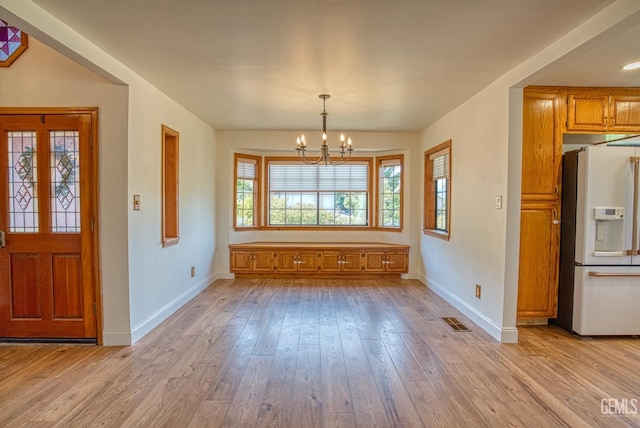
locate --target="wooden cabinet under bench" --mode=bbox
[229,242,409,277]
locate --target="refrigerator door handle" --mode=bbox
[630,156,640,255]
[589,271,640,278]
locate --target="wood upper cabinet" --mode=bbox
[521,90,561,200]
[567,91,640,132]
[517,202,560,317]
[275,251,318,272]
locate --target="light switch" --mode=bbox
[133,194,141,211]
[495,195,502,210]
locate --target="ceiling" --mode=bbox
[21,0,640,132]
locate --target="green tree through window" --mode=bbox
[378,155,402,228]
[235,154,260,229]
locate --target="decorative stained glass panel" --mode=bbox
[8,131,38,232]
[0,19,28,67]
[50,131,80,233]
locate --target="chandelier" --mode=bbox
[296,94,353,165]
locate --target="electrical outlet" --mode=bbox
[475,284,482,299]
[190,266,195,278]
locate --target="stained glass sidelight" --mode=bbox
[0,19,28,67]
[8,131,38,232]
[50,131,80,233]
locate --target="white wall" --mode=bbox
[215,131,423,278]
[127,77,217,344]
[1,2,218,345]
[421,83,512,342]
[420,0,640,343]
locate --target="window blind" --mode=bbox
[237,159,256,180]
[430,149,449,180]
[379,158,401,167]
[269,163,368,192]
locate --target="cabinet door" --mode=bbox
[609,95,640,132]
[297,251,319,272]
[275,251,297,272]
[231,250,253,272]
[319,251,341,272]
[363,252,386,272]
[521,91,560,199]
[341,251,364,272]
[566,94,608,131]
[385,252,407,273]
[517,203,559,317]
[253,251,275,272]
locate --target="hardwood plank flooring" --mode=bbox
[1,278,639,427]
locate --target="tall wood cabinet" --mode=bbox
[518,86,640,319]
[518,89,561,318]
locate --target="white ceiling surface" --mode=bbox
[26,0,640,132]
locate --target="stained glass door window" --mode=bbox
[8,131,38,232]
[50,131,80,232]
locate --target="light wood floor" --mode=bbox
[1,278,639,427]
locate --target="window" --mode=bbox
[377,155,403,229]
[234,153,261,229]
[424,140,451,240]
[266,158,371,227]
[162,125,180,247]
[0,19,28,67]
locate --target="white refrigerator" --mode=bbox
[555,145,640,336]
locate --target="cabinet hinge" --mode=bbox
[90,218,94,232]
[93,302,97,315]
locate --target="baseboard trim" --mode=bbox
[418,274,518,343]
[102,331,132,346]
[130,273,217,344]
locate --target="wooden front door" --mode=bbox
[0,113,97,340]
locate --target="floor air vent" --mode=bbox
[442,317,471,332]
